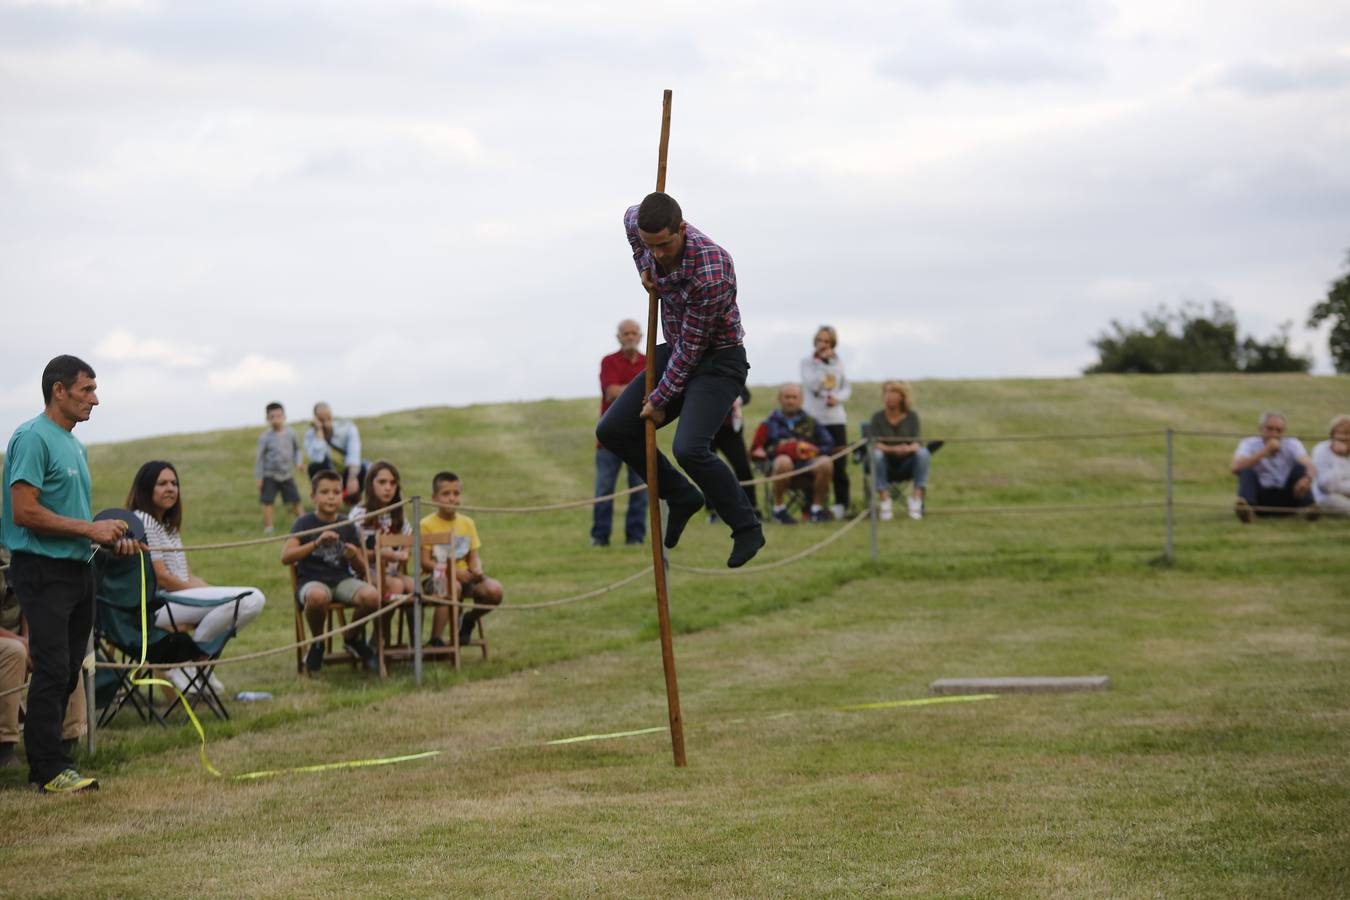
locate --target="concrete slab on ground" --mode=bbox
[930,676,1110,695]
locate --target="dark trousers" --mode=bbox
[823,423,851,509]
[1237,464,1314,515]
[712,421,758,510]
[592,446,647,544]
[8,552,94,785]
[596,343,759,534]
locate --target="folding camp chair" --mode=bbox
[94,551,244,726]
[371,532,487,676]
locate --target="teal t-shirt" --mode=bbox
[2,414,93,560]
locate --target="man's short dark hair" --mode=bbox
[42,355,95,405]
[310,469,343,492]
[432,471,460,493]
[637,192,682,234]
[266,402,284,414]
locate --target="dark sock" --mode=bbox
[664,490,706,549]
[727,526,766,568]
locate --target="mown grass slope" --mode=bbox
[1,374,1347,898]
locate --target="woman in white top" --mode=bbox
[125,461,266,691]
[800,325,852,518]
[1311,414,1350,515]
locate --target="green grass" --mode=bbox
[1,374,1348,897]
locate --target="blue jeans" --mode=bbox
[872,445,931,494]
[592,447,647,544]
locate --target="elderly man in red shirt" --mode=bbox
[596,192,766,568]
[592,319,648,547]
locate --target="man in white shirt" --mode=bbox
[1230,411,1316,522]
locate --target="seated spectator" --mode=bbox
[750,383,835,524]
[281,469,380,672]
[869,380,937,521]
[1,550,87,768]
[349,460,415,598]
[1231,412,1317,522]
[304,403,368,505]
[1311,414,1350,515]
[420,471,503,648]
[126,461,267,693]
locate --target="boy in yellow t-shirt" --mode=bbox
[420,471,503,647]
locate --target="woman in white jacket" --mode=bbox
[800,325,851,519]
[1311,414,1350,515]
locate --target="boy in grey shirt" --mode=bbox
[256,402,303,534]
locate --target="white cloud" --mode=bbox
[206,354,298,392]
[94,329,211,368]
[1212,51,1350,96]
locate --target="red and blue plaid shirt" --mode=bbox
[625,205,744,408]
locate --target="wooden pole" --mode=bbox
[645,89,686,767]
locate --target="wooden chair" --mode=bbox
[371,532,488,676]
[290,564,356,674]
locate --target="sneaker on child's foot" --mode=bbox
[809,507,831,523]
[771,507,798,525]
[879,497,894,521]
[1235,498,1255,524]
[305,643,324,673]
[830,504,846,520]
[345,637,378,671]
[908,497,924,520]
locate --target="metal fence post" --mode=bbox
[869,438,879,562]
[411,495,423,686]
[1165,428,1175,563]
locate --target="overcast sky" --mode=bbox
[3,0,1348,444]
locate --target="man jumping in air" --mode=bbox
[597,192,766,568]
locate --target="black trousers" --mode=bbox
[596,343,759,534]
[823,423,851,509]
[8,551,94,785]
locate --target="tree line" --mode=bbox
[1086,250,1350,375]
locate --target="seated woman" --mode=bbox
[1311,414,1350,515]
[869,380,940,521]
[348,459,415,598]
[126,461,267,692]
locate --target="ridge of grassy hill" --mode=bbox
[2,374,1347,896]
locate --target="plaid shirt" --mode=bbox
[625,205,744,408]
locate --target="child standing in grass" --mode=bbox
[256,402,303,535]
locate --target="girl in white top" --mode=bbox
[126,461,266,691]
[800,325,852,517]
[349,460,415,598]
[1311,414,1350,514]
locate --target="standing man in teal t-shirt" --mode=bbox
[2,355,136,794]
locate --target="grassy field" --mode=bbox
[2,374,1348,897]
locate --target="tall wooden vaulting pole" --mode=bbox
[645,89,686,767]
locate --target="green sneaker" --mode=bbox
[37,768,99,795]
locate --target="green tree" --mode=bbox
[1307,250,1350,373]
[1086,301,1310,374]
